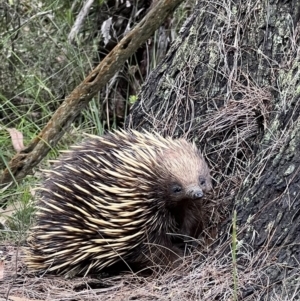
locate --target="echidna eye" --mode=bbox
[199,177,206,186]
[171,184,182,194]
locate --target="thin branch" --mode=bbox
[68,0,95,43]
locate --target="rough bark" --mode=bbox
[126,0,300,298]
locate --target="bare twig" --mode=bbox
[68,0,95,43]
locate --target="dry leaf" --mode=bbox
[6,128,24,152]
[101,17,112,46]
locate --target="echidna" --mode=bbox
[25,130,212,277]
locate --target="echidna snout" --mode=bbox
[188,187,204,199]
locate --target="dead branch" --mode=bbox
[68,0,95,43]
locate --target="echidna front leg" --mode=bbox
[138,235,184,269]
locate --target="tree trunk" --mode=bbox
[126,0,300,298]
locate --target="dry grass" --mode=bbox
[198,78,272,207]
[0,77,274,300]
[3,0,299,299]
[2,238,299,300]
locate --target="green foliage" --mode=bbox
[0,0,96,128]
[0,183,36,242]
[0,0,106,240]
[6,187,35,233]
[129,95,138,105]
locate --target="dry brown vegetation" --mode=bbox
[0,83,274,300]
[2,236,299,300]
[2,0,300,300]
